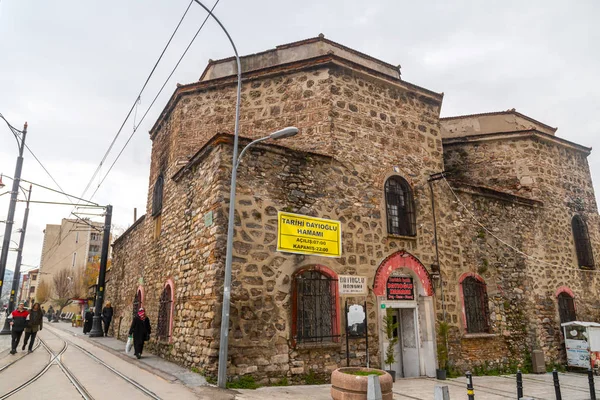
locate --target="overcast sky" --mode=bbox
[0,0,599,280]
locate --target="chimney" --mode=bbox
[134,208,137,223]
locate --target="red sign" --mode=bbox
[386,276,414,300]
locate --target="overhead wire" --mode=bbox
[79,0,195,201]
[88,0,221,201]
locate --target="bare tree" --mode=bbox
[36,280,50,304]
[52,268,75,315]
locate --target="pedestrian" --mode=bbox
[23,302,43,352]
[8,301,29,354]
[129,307,151,359]
[47,306,54,322]
[83,307,93,334]
[102,301,114,337]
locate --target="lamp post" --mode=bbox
[218,127,299,387]
[0,119,27,331]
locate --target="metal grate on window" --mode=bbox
[462,277,490,333]
[558,293,576,324]
[295,271,338,343]
[133,291,141,317]
[152,175,164,217]
[157,285,173,341]
[572,215,594,268]
[385,177,416,236]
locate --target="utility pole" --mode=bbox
[0,185,31,333]
[89,205,112,337]
[0,122,27,334]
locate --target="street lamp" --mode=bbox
[218,126,298,386]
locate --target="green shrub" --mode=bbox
[227,375,260,389]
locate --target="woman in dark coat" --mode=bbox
[102,301,114,337]
[129,308,151,359]
[83,307,94,334]
[23,302,43,352]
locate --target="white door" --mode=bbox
[399,308,419,377]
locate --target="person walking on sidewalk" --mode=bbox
[83,307,93,334]
[8,301,29,354]
[23,302,43,352]
[129,307,151,359]
[102,301,113,337]
[46,306,54,322]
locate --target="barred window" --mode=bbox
[558,292,576,324]
[294,270,338,343]
[462,276,490,333]
[157,284,173,342]
[572,215,594,268]
[385,176,416,236]
[152,174,164,217]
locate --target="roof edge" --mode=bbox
[441,109,557,133]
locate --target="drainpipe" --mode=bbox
[428,172,446,323]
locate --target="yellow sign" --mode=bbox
[277,211,342,257]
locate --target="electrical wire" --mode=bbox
[88,0,221,201]
[442,176,599,274]
[79,0,195,201]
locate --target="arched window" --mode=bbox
[157,282,174,342]
[152,174,164,217]
[558,292,576,324]
[572,215,594,268]
[293,268,339,343]
[460,275,490,333]
[384,176,416,236]
[132,288,143,317]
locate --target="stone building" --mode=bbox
[106,36,599,383]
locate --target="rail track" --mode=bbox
[0,327,162,399]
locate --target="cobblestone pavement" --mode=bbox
[2,317,597,399]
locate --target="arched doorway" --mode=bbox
[373,251,436,378]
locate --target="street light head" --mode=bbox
[0,174,5,189]
[269,126,299,140]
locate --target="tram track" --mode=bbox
[1,327,163,400]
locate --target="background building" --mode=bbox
[38,218,105,313]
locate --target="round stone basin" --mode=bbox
[330,367,393,400]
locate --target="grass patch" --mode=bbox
[304,369,327,385]
[271,377,289,386]
[227,375,260,390]
[343,370,384,376]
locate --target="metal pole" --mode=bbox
[552,369,562,400]
[345,300,350,367]
[364,300,369,368]
[89,205,112,337]
[428,177,446,323]
[190,1,241,389]
[0,122,27,335]
[466,371,475,400]
[589,368,596,400]
[516,369,523,399]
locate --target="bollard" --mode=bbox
[589,368,597,400]
[466,371,475,400]
[434,385,450,400]
[367,374,382,400]
[516,369,523,399]
[552,369,562,400]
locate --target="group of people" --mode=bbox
[82,301,114,336]
[7,300,152,360]
[7,301,44,354]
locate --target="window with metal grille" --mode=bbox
[558,292,576,324]
[294,270,338,343]
[572,215,594,268]
[157,284,173,341]
[152,175,164,217]
[132,290,142,317]
[462,277,490,333]
[385,176,416,236]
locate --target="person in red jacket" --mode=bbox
[8,301,30,354]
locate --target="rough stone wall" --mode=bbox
[441,135,600,370]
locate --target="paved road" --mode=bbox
[0,324,200,400]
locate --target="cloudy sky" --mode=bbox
[0,0,599,281]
